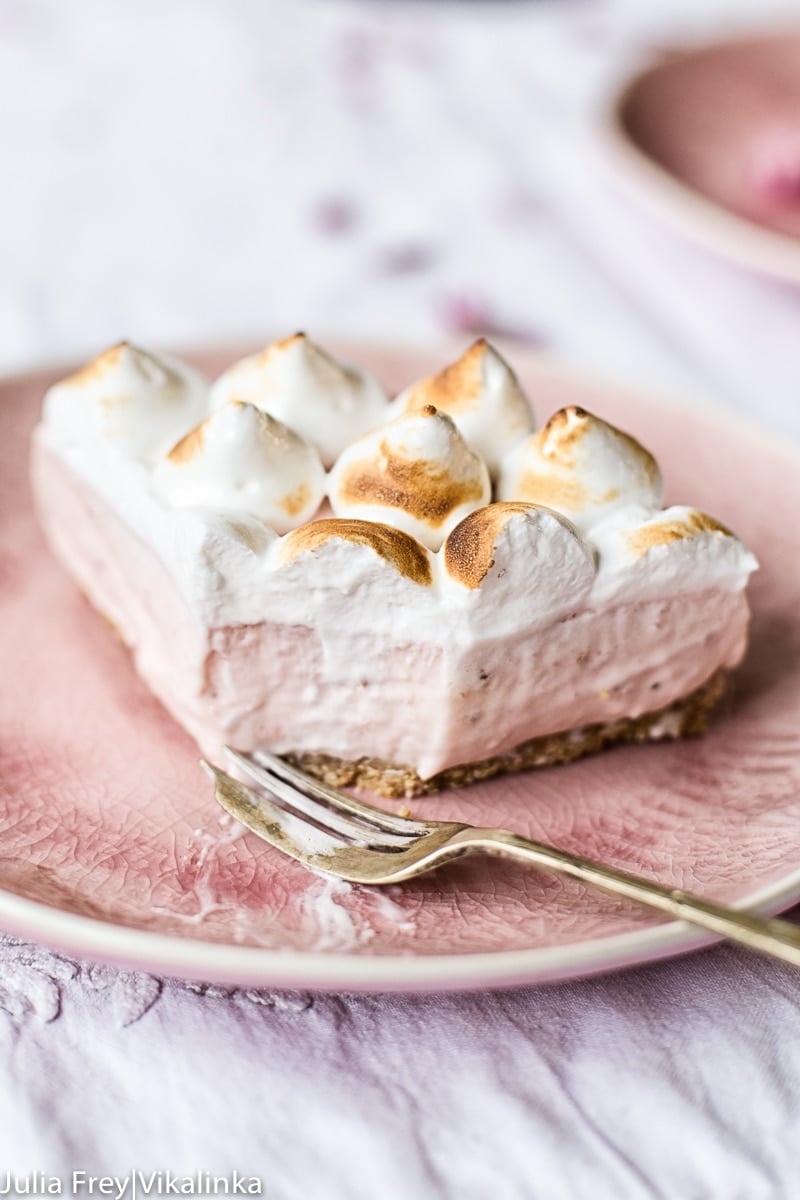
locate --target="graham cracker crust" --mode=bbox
[285,669,729,799]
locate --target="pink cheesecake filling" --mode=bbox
[32,437,750,780]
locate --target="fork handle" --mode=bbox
[456,828,800,967]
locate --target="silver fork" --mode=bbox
[202,748,800,968]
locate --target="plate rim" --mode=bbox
[599,30,800,286]
[3,344,800,993]
[1,870,799,993]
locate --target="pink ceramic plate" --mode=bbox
[603,32,800,284]
[2,342,800,993]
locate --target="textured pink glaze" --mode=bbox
[2,345,800,983]
[620,36,800,240]
[31,434,748,777]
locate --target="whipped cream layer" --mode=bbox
[32,338,759,779]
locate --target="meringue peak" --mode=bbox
[154,401,325,533]
[328,407,491,551]
[43,342,209,460]
[255,332,358,387]
[391,339,534,474]
[498,406,663,533]
[538,407,658,479]
[211,334,388,466]
[63,340,131,386]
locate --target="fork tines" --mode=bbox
[222,747,432,846]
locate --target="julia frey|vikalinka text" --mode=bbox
[0,1173,263,1196]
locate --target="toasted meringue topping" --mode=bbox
[327,406,491,551]
[442,501,596,632]
[37,340,758,676]
[443,502,551,590]
[590,506,757,606]
[497,406,663,532]
[153,402,325,533]
[211,333,388,467]
[390,339,534,475]
[43,342,209,460]
[625,509,732,558]
[280,518,433,586]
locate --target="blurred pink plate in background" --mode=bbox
[2,342,800,993]
[603,32,800,284]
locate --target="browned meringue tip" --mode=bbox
[401,338,508,416]
[279,518,433,586]
[167,420,207,464]
[166,402,277,465]
[538,406,593,463]
[255,331,308,365]
[336,435,487,527]
[626,511,733,559]
[63,341,130,387]
[443,501,560,590]
[538,406,658,482]
[279,331,308,349]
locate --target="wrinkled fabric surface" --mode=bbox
[2,0,800,1196]
[2,933,800,1199]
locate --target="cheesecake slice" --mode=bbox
[31,336,757,797]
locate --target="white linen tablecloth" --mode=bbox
[2,1,800,1196]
